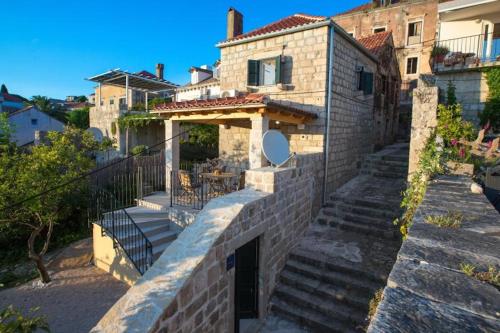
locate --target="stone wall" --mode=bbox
[368,175,500,332]
[408,84,438,176]
[91,153,322,333]
[325,32,377,194]
[436,71,488,125]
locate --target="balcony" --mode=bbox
[433,32,500,73]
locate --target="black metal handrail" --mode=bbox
[89,187,153,275]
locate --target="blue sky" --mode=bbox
[1,0,364,99]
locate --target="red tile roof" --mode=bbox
[2,93,25,103]
[135,70,157,79]
[336,2,373,16]
[357,31,392,56]
[155,93,267,110]
[224,13,327,42]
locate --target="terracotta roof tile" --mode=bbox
[224,13,327,43]
[336,2,373,16]
[155,93,267,110]
[356,31,392,56]
[2,93,25,103]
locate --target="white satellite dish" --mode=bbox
[262,130,295,167]
[87,127,103,142]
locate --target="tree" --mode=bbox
[30,96,51,114]
[0,128,98,283]
[76,95,87,103]
[0,84,8,94]
[446,81,457,106]
[67,107,89,129]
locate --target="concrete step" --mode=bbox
[317,217,399,240]
[270,297,360,333]
[285,259,381,295]
[125,206,171,218]
[102,217,170,231]
[279,269,370,312]
[273,284,366,327]
[322,210,395,229]
[328,196,402,213]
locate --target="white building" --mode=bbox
[175,64,222,102]
[8,106,65,146]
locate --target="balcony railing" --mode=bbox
[433,32,500,71]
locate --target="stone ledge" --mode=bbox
[368,175,500,333]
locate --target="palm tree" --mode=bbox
[30,95,52,113]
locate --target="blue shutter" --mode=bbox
[247,60,260,86]
[363,72,374,95]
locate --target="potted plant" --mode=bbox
[432,45,449,64]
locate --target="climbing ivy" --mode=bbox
[481,67,500,131]
[117,113,162,132]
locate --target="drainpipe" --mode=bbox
[322,23,335,205]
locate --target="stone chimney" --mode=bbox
[156,63,164,80]
[227,8,243,40]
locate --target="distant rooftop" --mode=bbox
[87,69,178,93]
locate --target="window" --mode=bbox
[357,68,374,95]
[407,21,422,45]
[119,98,126,105]
[109,98,115,105]
[247,56,283,86]
[373,27,386,34]
[31,119,38,126]
[406,57,418,75]
[347,31,355,38]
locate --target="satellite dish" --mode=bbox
[87,127,103,142]
[262,130,295,167]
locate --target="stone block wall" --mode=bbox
[436,71,488,125]
[325,32,377,194]
[92,153,322,333]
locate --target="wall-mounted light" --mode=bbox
[275,121,280,125]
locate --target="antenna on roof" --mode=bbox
[261,130,296,168]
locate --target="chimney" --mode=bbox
[156,63,164,80]
[227,8,243,40]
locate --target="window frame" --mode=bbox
[247,56,283,87]
[406,19,423,46]
[406,56,419,75]
[373,26,387,34]
[31,118,38,126]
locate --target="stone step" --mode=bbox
[102,218,170,231]
[285,259,382,295]
[279,269,370,312]
[361,161,408,170]
[324,202,399,220]
[270,297,360,333]
[125,206,171,218]
[289,250,384,285]
[382,154,408,162]
[323,210,396,229]
[371,171,407,179]
[327,196,402,214]
[317,217,399,240]
[273,284,366,327]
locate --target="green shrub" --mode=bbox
[460,263,500,288]
[0,305,49,333]
[130,145,148,156]
[425,211,463,228]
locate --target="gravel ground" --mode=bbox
[0,238,129,333]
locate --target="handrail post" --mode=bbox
[170,170,173,207]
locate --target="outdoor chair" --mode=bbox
[233,171,245,191]
[178,170,202,202]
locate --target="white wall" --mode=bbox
[8,107,65,146]
[175,84,221,102]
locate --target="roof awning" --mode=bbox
[151,94,318,125]
[86,69,178,93]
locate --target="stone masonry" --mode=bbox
[91,153,323,333]
[368,175,500,332]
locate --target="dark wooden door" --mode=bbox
[234,237,259,333]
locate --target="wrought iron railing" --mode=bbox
[170,166,243,210]
[88,187,153,275]
[433,32,500,71]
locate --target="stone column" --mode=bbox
[165,119,180,190]
[408,86,438,177]
[249,116,269,169]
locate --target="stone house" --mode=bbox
[87,64,178,155]
[155,8,379,195]
[357,31,402,147]
[332,0,439,125]
[432,0,500,124]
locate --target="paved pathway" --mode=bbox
[0,239,129,333]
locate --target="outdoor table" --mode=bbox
[200,172,236,195]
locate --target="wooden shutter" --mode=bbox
[363,72,374,95]
[275,56,282,84]
[247,60,260,86]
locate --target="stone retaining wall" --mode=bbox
[91,153,322,333]
[368,175,500,332]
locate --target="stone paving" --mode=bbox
[368,175,500,333]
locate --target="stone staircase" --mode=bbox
[263,143,408,332]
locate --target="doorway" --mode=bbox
[234,237,259,333]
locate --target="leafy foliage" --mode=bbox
[130,145,148,156]
[437,104,475,162]
[66,107,89,129]
[460,263,500,289]
[117,113,162,131]
[446,81,457,106]
[0,305,49,333]
[182,124,218,147]
[29,96,67,124]
[368,289,384,322]
[149,97,171,109]
[480,67,500,131]
[425,211,463,228]
[0,128,98,282]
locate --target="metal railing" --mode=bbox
[433,32,500,71]
[88,187,153,275]
[170,166,243,210]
